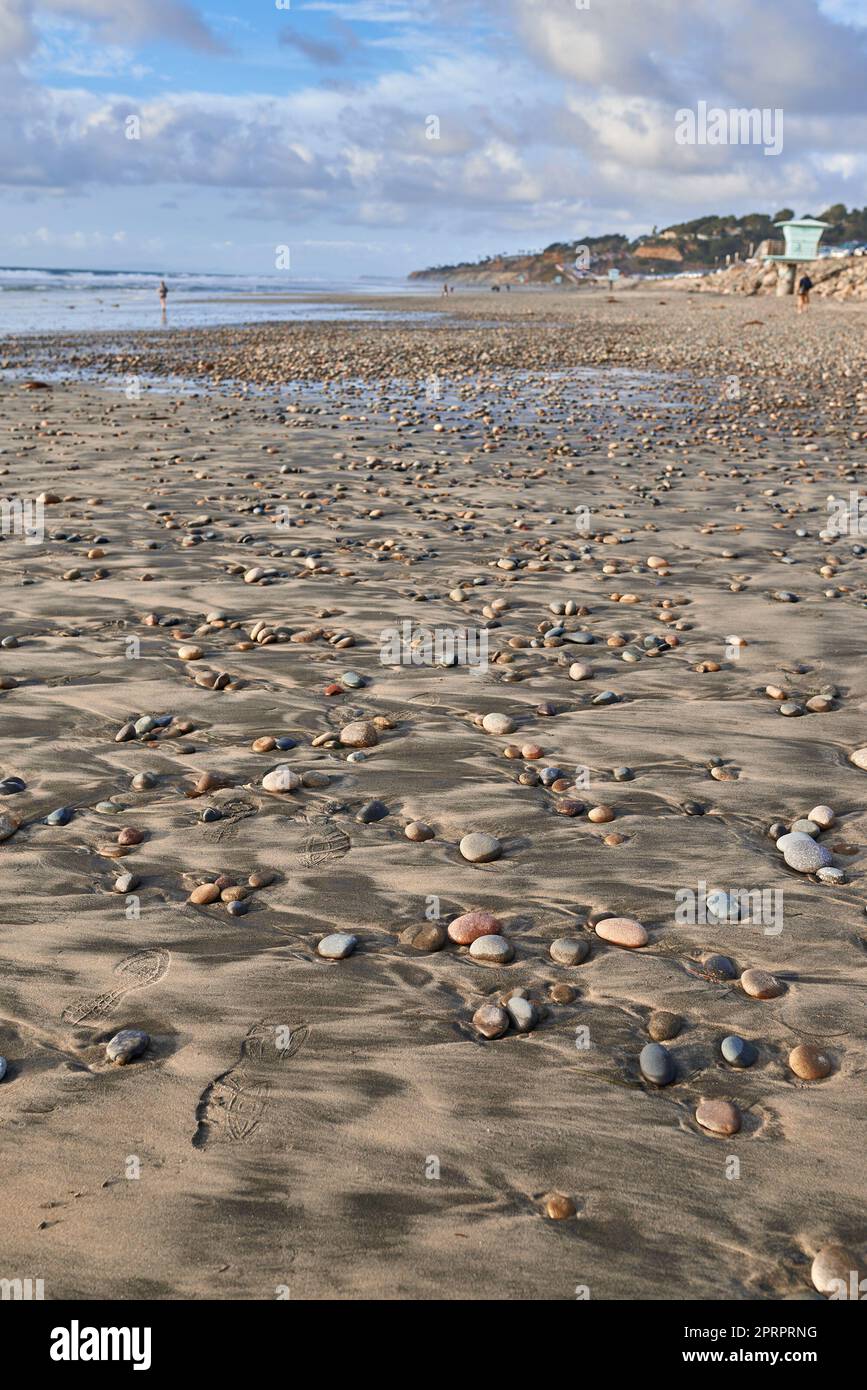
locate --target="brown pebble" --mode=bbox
[189,883,220,904]
[252,736,276,752]
[549,983,576,1004]
[404,820,434,842]
[544,1193,577,1220]
[695,1098,741,1136]
[221,885,248,902]
[117,827,144,846]
[789,1044,832,1080]
[588,805,615,823]
[472,1003,509,1039]
[595,917,648,948]
[399,922,446,952]
[647,1010,682,1041]
[740,968,785,999]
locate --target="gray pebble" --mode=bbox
[721,1035,757,1068]
[106,1029,149,1065]
[639,1042,675,1086]
[317,932,358,959]
[776,831,832,873]
[549,936,590,966]
[506,997,537,1032]
[459,831,502,863]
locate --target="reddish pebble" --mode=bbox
[595,917,648,948]
[695,1098,741,1136]
[740,968,785,999]
[117,827,144,846]
[447,910,502,945]
[324,683,344,696]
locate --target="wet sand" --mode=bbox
[0,289,865,1300]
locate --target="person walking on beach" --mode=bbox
[158,278,168,321]
[797,272,812,313]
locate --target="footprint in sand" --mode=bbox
[62,948,170,1026]
[192,1020,309,1150]
[297,816,351,868]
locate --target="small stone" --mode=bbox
[189,883,220,904]
[789,1044,832,1080]
[301,770,329,788]
[459,831,502,863]
[776,831,832,873]
[177,644,203,661]
[779,700,805,717]
[248,870,277,888]
[639,1042,675,1086]
[469,934,514,964]
[131,771,157,791]
[399,922,446,951]
[113,872,139,893]
[721,1035,757,1068]
[816,866,847,884]
[648,1010,682,1041]
[588,804,615,823]
[317,932,358,960]
[221,885,248,902]
[506,996,537,1032]
[811,1244,861,1297]
[472,1003,509,1039]
[0,1056,6,1082]
[227,898,249,917]
[339,720,378,748]
[740,968,785,999]
[569,662,592,680]
[695,1098,741,1136]
[706,890,741,923]
[262,765,301,792]
[544,1193,576,1220]
[45,806,73,825]
[106,1029,149,1065]
[117,827,144,846]
[405,820,434,842]
[790,818,820,836]
[808,805,835,829]
[697,953,737,982]
[357,799,388,823]
[595,917,648,948]
[849,748,867,770]
[0,811,20,841]
[448,910,501,944]
[252,736,276,753]
[681,801,705,816]
[549,983,576,1004]
[341,671,366,688]
[549,937,590,966]
[482,712,516,735]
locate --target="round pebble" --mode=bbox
[695,1098,741,1136]
[317,932,358,960]
[544,1193,576,1220]
[811,1244,861,1297]
[339,720,378,748]
[809,805,835,829]
[357,799,388,823]
[469,934,514,964]
[459,831,502,863]
[721,1035,757,1068]
[776,831,832,873]
[647,1010,682,1041]
[106,1029,149,1065]
[447,910,501,944]
[740,968,785,999]
[788,1044,832,1080]
[262,765,301,793]
[189,883,220,905]
[506,996,537,1032]
[399,922,446,951]
[639,1042,675,1086]
[472,1003,509,1039]
[549,936,590,966]
[595,917,648,948]
[482,712,515,735]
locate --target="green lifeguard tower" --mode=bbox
[765,216,829,296]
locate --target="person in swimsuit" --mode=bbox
[158,279,168,321]
[797,273,812,313]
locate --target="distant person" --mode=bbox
[158,278,168,321]
[442,282,449,296]
[797,272,812,313]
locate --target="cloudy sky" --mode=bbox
[1,0,866,277]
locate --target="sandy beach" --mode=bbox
[1,288,865,1301]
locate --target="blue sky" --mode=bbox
[1,0,866,277]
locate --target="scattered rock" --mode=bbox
[788,1044,832,1080]
[695,1098,741,1136]
[595,917,648,948]
[469,934,514,964]
[549,937,590,966]
[317,932,358,959]
[459,831,502,863]
[106,1029,149,1065]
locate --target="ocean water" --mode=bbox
[0,267,430,335]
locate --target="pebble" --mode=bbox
[469,934,514,964]
[776,831,832,873]
[404,820,434,841]
[816,866,847,884]
[357,799,388,823]
[0,777,25,795]
[482,712,515,735]
[549,983,576,1004]
[790,818,819,837]
[399,922,446,951]
[544,1193,577,1220]
[588,804,615,823]
[262,765,301,792]
[788,1044,832,1080]
[131,772,157,791]
[720,1035,757,1068]
[698,953,737,982]
[568,662,591,680]
[45,806,73,825]
[248,870,277,888]
[810,1244,861,1297]
[506,996,538,1032]
[695,1098,741,1136]
[0,811,20,841]
[740,968,785,999]
[808,805,835,829]
[0,1056,6,1082]
[189,883,220,904]
[549,936,590,966]
[341,671,366,688]
[849,747,867,770]
[459,831,502,863]
[595,916,648,948]
[117,827,144,846]
[472,1003,509,1039]
[177,644,203,661]
[339,720,378,748]
[706,890,740,922]
[317,932,358,959]
[106,1029,149,1065]
[639,1042,675,1086]
[301,770,329,788]
[647,1010,682,1041]
[113,872,139,893]
[779,700,805,717]
[448,910,501,944]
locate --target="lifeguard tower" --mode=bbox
[765,217,829,296]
